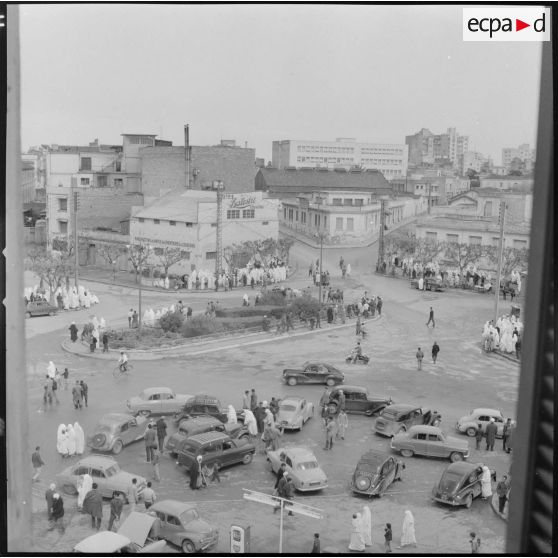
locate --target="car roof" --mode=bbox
[180,415,221,427]
[384,403,418,412]
[357,449,392,467]
[75,456,118,468]
[280,396,305,405]
[470,408,502,415]
[141,387,173,396]
[100,413,136,424]
[74,531,131,553]
[188,431,230,444]
[444,462,478,475]
[188,394,220,405]
[303,361,335,368]
[333,385,367,393]
[407,425,441,434]
[281,447,316,460]
[150,499,197,516]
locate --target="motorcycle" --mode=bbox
[345,351,370,364]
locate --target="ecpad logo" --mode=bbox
[463,8,550,42]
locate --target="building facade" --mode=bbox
[271,138,408,178]
[405,127,469,169]
[501,143,535,173]
[460,151,486,175]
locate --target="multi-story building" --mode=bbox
[271,138,408,178]
[460,151,486,175]
[479,176,533,191]
[406,127,469,169]
[501,143,535,173]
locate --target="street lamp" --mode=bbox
[126,242,152,330]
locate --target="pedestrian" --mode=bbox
[43,375,53,408]
[254,402,266,434]
[348,512,365,551]
[250,388,258,411]
[311,533,321,554]
[108,492,123,532]
[52,370,60,404]
[361,506,372,547]
[274,463,287,491]
[82,482,103,530]
[469,532,481,554]
[80,380,88,407]
[356,316,361,336]
[399,510,417,548]
[502,418,512,452]
[485,417,498,451]
[127,478,139,512]
[156,416,167,452]
[506,421,515,453]
[319,386,331,420]
[190,455,203,490]
[416,347,424,370]
[102,332,109,353]
[69,322,78,342]
[324,417,335,450]
[132,310,139,328]
[45,483,56,520]
[515,337,521,359]
[152,450,161,482]
[128,309,133,328]
[49,493,65,534]
[384,523,393,553]
[284,475,295,515]
[431,341,440,363]
[269,397,279,420]
[274,472,291,515]
[377,296,383,316]
[496,474,509,514]
[144,423,157,463]
[336,409,348,440]
[475,423,484,450]
[72,380,83,409]
[62,367,69,390]
[242,409,258,440]
[89,334,97,353]
[56,424,69,458]
[77,474,93,509]
[143,481,156,509]
[481,466,493,499]
[32,446,45,482]
[426,306,435,328]
[337,389,346,412]
[242,390,250,410]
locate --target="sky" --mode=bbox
[19,4,542,165]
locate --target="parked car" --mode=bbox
[410,278,444,292]
[391,425,470,462]
[276,396,314,431]
[173,394,243,425]
[374,404,433,437]
[267,447,328,492]
[126,387,193,417]
[25,299,58,318]
[176,431,256,471]
[432,462,496,508]
[328,385,392,416]
[150,500,219,553]
[56,455,147,501]
[456,408,506,437]
[87,413,150,455]
[166,415,249,457]
[351,450,404,497]
[282,362,345,387]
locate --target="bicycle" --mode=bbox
[113,362,134,379]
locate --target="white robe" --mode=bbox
[348,514,365,551]
[66,424,76,455]
[401,511,416,547]
[47,361,56,379]
[361,506,372,546]
[243,410,258,436]
[227,406,237,424]
[74,422,85,454]
[481,467,493,498]
[56,424,69,456]
[77,474,93,509]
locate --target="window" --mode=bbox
[343,199,353,206]
[295,210,299,222]
[288,209,294,221]
[180,251,190,260]
[97,175,108,188]
[80,178,90,186]
[90,468,105,478]
[115,161,122,172]
[114,178,123,187]
[346,218,354,231]
[227,210,240,219]
[446,234,458,244]
[169,221,176,226]
[415,433,428,440]
[332,198,342,206]
[469,236,482,245]
[149,394,160,401]
[138,218,144,223]
[286,457,293,468]
[154,219,160,225]
[58,198,68,211]
[428,434,440,442]
[484,201,493,217]
[185,222,193,227]
[153,247,164,256]
[354,199,364,207]
[80,157,91,171]
[206,252,216,260]
[242,209,255,219]
[513,240,528,249]
[58,220,68,234]
[426,232,438,241]
[336,217,343,230]
[120,423,129,433]
[166,515,181,527]
[262,221,269,225]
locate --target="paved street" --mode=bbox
[25,253,517,553]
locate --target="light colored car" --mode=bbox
[126,387,193,417]
[267,447,328,492]
[56,455,147,501]
[87,413,150,454]
[391,425,470,462]
[276,396,314,431]
[150,499,219,553]
[456,408,505,438]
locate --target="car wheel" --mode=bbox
[62,483,78,495]
[112,440,123,455]
[25,312,31,319]
[466,427,477,437]
[287,377,297,386]
[242,453,253,465]
[326,378,335,387]
[181,539,196,553]
[139,410,151,417]
[450,452,464,462]
[400,449,414,458]
[464,494,473,509]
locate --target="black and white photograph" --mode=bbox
[4,2,554,555]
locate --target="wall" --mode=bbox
[140,147,186,199]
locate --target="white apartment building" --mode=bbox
[461,151,485,175]
[272,138,408,178]
[502,143,535,172]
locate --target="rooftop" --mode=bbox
[133,190,217,222]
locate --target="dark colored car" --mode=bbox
[87,413,150,455]
[25,299,58,318]
[410,278,444,292]
[432,462,496,508]
[374,404,432,437]
[166,415,249,457]
[176,431,256,471]
[328,386,392,416]
[173,394,243,425]
[351,450,404,497]
[282,362,345,387]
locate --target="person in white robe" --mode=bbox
[227,405,237,424]
[47,361,56,379]
[400,510,417,548]
[66,424,76,456]
[242,410,258,437]
[91,315,99,330]
[90,292,100,304]
[348,513,365,551]
[83,290,91,309]
[99,317,106,329]
[264,408,275,428]
[361,506,372,546]
[56,424,69,457]
[74,422,85,454]
[170,304,175,313]
[63,292,70,310]
[77,473,93,510]
[418,277,424,290]
[347,263,351,276]
[481,466,493,499]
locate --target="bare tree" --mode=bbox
[384,231,417,261]
[155,247,187,277]
[277,238,294,264]
[443,241,488,277]
[127,243,152,283]
[485,246,529,277]
[97,243,125,282]
[413,238,445,266]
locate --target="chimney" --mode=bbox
[184,125,190,189]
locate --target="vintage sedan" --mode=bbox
[391,425,470,462]
[126,387,193,417]
[276,396,314,431]
[267,447,328,492]
[456,408,506,438]
[173,394,244,425]
[328,386,392,416]
[176,431,256,470]
[25,299,58,318]
[166,415,249,457]
[88,413,150,455]
[56,455,147,501]
[150,500,219,553]
[351,450,404,497]
[374,404,433,437]
[282,362,345,387]
[432,462,496,508]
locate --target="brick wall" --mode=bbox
[76,189,144,230]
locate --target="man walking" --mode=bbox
[156,416,167,452]
[142,481,156,509]
[45,483,56,520]
[337,389,346,412]
[502,418,512,452]
[152,450,161,482]
[127,478,139,512]
[485,418,498,451]
[32,446,45,482]
[62,367,70,390]
[469,532,481,554]
[83,482,103,530]
[377,297,383,316]
[108,492,123,532]
[49,493,65,534]
[336,410,348,440]
[416,347,424,370]
[128,309,134,328]
[144,423,157,463]
[102,332,109,353]
[431,341,440,363]
[242,390,250,410]
[324,417,335,450]
[475,424,484,450]
[250,389,258,411]
[426,307,435,328]
[274,463,287,491]
[496,475,509,514]
[72,381,83,410]
[319,387,331,422]
[80,380,89,408]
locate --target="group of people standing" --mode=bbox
[56,422,85,457]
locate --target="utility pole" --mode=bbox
[315,196,324,304]
[427,183,432,214]
[184,124,191,189]
[214,181,225,276]
[494,201,507,323]
[376,197,387,271]
[73,189,79,288]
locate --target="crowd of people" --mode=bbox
[24,284,101,310]
[482,314,523,357]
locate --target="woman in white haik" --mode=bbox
[56,424,69,457]
[348,512,365,551]
[227,405,237,424]
[74,422,85,455]
[66,424,76,456]
[361,505,372,546]
[399,510,417,548]
[77,473,93,510]
[481,465,493,499]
